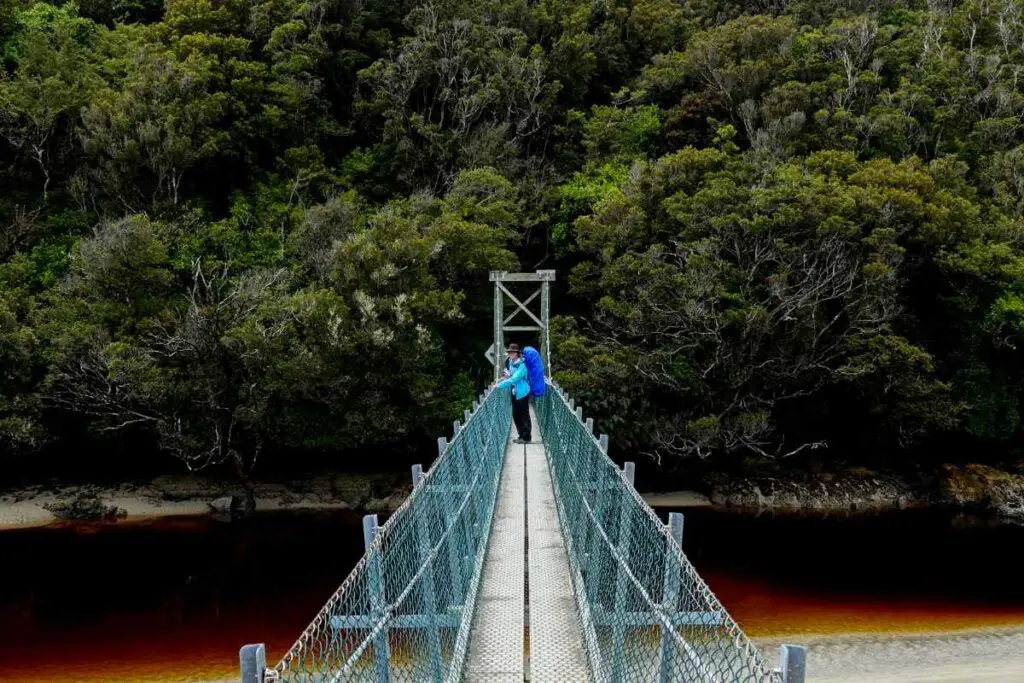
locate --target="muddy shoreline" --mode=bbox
[646,463,1024,521]
[4,461,1024,530]
[0,471,410,530]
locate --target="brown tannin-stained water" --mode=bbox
[1,507,1023,681]
[0,511,368,683]
[663,506,1024,638]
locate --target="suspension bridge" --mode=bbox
[238,271,808,683]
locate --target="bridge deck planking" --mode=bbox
[526,406,592,682]
[463,405,591,683]
[462,424,526,683]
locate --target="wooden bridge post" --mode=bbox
[611,461,636,683]
[363,514,391,683]
[779,644,807,683]
[239,643,265,683]
[490,270,556,381]
[658,512,684,682]
[412,465,444,680]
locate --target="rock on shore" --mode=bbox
[701,468,924,514]
[647,464,1024,519]
[939,464,1024,520]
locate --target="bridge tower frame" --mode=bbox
[489,270,555,383]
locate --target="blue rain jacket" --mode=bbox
[497,358,531,399]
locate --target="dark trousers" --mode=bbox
[512,393,531,441]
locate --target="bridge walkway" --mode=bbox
[463,408,590,682]
[241,384,807,683]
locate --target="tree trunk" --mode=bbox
[241,482,256,517]
[232,453,257,517]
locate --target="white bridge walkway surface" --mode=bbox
[464,409,590,682]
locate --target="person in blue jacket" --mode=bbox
[497,343,532,443]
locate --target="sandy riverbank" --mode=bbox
[640,490,713,507]
[195,629,1024,683]
[32,627,1021,683]
[0,480,713,531]
[756,627,1024,682]
[0,472,409,530]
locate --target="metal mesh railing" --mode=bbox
[536,381,784,683]
[263,386,511,683]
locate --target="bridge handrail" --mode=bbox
[263,385,512,682]
[537,381,788,683]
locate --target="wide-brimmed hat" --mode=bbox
[505,343,521,354]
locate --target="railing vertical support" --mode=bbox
[411,465,443,680]
[611,461,636,683]
[493,278,504,382]
[779,644,807,683]
[658,512,684,682]
[584,450,607,608]
[458,426,484,550]
[363,514,391,683]
[239,643,265,683]
[541,274,552,377]
[621,461,635,487]
[443,435,469,604]
[582,432,611,603]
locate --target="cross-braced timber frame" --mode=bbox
[490,269,555,383]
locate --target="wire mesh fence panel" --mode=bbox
[266,386,513,683]
[536,382,783,683]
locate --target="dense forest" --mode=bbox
[3,0,1024,489]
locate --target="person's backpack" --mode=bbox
[522,346,546,397]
